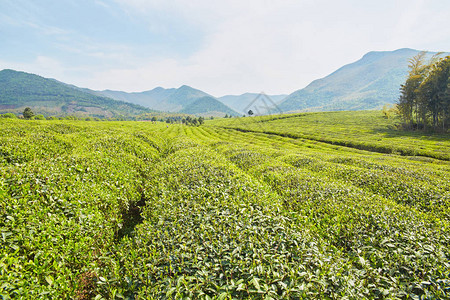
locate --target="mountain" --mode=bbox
[94,86,239,116]
[0,69,152,118]
[90,87,176,110]
[179,96,239,117]
[277,48,447,113]
[219,93,287,114]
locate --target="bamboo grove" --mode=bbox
[398,52,450,131]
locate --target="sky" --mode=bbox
[0,0,449,97]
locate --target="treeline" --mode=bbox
[398,52,449,131]
[0,111,208,126]
[166,116,205,126]
[0,112,131,121]
[0,108,209,123]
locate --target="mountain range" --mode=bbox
[0,70,239,117]
[88,86,240,117]
[1,48,446,118]
[276,48,446,112]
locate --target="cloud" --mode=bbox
[114,0,449,95]
[0,56,66,79]
[82,1,394,95]
[2,0,449,96]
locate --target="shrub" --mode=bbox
[1,113,17,118]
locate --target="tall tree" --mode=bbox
[398,53,449,131]
[419,56,450,129]
[398,53,415,126]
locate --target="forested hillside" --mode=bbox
[0,69,153,118]
[179,96,239,117]
[277,49,447,113]
[94,86,239,117]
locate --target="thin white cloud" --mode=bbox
[2,0,449,95]
[0,12,69,36]
[95,0,110,9]
[84,0,414,95]
[0,56,66,79]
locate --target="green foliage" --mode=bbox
[23,107,34,119]
[398,54,450,131]
[211,110,450,160]
[0,113,17,118]
[184,116,203,126]
[179,96,239,117]
[0,69,152,118]
[1,112,449,299]
[99,85,238,117]
[381,104,397,119]
[278,49,442,112]
[134,112,191,122]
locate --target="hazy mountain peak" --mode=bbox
[150,86,168,92]
[93,84,237,116]
[178,84,196,91]
[277,48,447,113]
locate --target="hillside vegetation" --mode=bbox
[179,96,239,117]
[0,70,152,118]
[277,49,447,113]
[212,110,450,160]
[95,86,239,117]
[1,111,449,299]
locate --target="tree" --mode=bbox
[382,104,397,119]
[397,54,449,131]
[419,56,450,129]
[198,116,204,125]
[398,52,427,127]
[248,110,254,116]
[23,107,34,119]
[151,116,157,122]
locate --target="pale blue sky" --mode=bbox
[1,0,449,96]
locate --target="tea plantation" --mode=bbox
[1,111,449,299]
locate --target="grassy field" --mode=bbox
[211,111,450,160]
[1,111,449,299]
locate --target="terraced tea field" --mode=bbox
[1,112,449,299]
[212,111,450,160]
